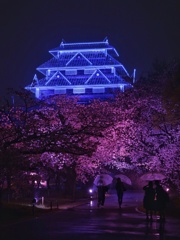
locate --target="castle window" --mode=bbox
[93,88,105,93]
[65,70,77,75]
[55,89,66,94]
[73,88,85,94]
[84,69,94,74]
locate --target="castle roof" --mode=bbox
[49,38,119,57]
[25,38,135,101]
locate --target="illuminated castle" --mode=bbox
[25,38,135,102]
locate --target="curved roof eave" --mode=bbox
[49,47,119,57]
[25,83,132,90]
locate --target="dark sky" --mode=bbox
[0,0,180,97]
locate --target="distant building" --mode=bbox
[25,38,135,102]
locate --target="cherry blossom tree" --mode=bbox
[102,61,180,191]
[0,91,115,199]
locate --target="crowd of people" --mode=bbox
[96,177,169,222]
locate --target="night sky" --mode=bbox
[0,0,180,97]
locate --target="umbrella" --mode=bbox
[94,174,113,186]
[140,172,166,181]
[115,174,132,185]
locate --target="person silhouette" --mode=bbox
[115,177,126,208]
[97,180,108,207]
[143,181,155,221]
[154,180,169,221]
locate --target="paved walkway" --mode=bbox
[75,190,180,239]
[1,190,180,240]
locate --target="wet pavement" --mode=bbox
[1,190,180,240]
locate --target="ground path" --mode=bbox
[1,190,179,240]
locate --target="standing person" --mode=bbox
[154,180,169,221]
[143,181,155,221]
[115,177,126,208]
[97,180,108,207]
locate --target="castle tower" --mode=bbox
[25,38,135,102]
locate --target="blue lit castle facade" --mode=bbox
[25,38,135,102]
